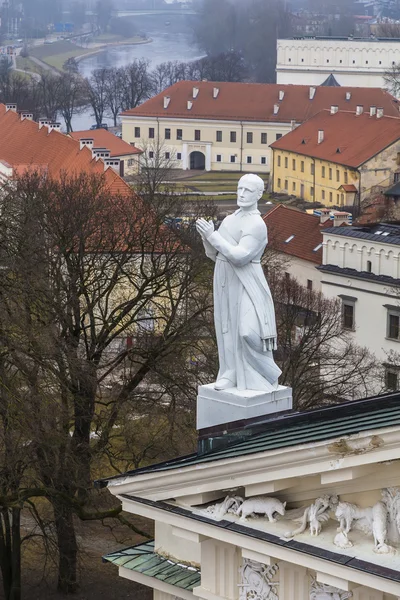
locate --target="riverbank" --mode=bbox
[28,36,151,73]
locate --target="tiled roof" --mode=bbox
[318,263,400,286]
[323,223,400,245]
[121,81,400,123]
[103,541,201,591]
[341,184,358,192]
[270,109,400,168]
[0,105,131,196]
[264,204,324,264]
[96,390,400,482]
[70,129,142,157]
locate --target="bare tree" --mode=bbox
[104,66,125,127]
[37,72,62,121]
[85,67,109,128]
[120,59,152,112]
[58,73,87,133]
[384,63,400,96]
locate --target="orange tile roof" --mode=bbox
[70,129,142,157]
[0,105,131,196]
[121,80,400,123]
[264,204,323,264]
[270,110,400,168]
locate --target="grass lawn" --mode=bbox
[16,56,43,74]
[184,171,269,182]
[30,41,95,70]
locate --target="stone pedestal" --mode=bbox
[197,383,293,430]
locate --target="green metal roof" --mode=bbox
[96,391,400,486]
[103,540,201,591]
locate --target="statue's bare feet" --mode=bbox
[215,378,234,390]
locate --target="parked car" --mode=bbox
[89,123,109,130]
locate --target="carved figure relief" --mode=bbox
[285,495,338,538]
[381,487,400,544]
[310,579,353,600]
[202,495,243,520]
[335,500,395,554]
[236,497,286,522]
[239,559,279,600]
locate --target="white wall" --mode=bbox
[276,38,400,88]
[284,255,322,291]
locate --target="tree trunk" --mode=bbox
[53,500,78,594]
[0,507,22,600]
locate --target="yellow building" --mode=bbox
[120,81,400,174]
[271,107,400,207]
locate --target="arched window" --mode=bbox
[367,260,372,273]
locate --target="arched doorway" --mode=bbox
[190,151,205,170]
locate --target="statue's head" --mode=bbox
[237,174,264,209]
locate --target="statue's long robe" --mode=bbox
[203,208,281,392]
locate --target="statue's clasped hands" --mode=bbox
[196,218,215,240]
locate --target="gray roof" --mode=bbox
[96,392,400,485]
[384,182,400,197]
[323,223,400,245]
[103,540,201,590]
[320,73,341,87]
[318,263,400,286]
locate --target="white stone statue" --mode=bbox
[201,495,243,521]
[196,174,281,392]
[335,500,395,554]
[236,496,286,522]
[284,495,338,538]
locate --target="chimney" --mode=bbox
[370,105,377,117]
[20,111,33,120]
[377,107,384,118]
[6,103,17,112]
[163,96,170,109]
[330,211,353,226]
[79,138,94,151]
[345,91,351,101]
[309,86,316,100]
[279,90,285,101]
[92,147,111,160]
[39,118,51,129]
[313,208,331,224]
[318,129,324,144]
[356,105,363,115]
[104,157,120,173]
[273,103,279,115]
[213,87,219,99]
[192,86,199,99]
[187,100,193,110]
[48,122,61,132]
[330,105,338,114]
[290,119,296,130]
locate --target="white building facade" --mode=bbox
[320,222,400,389]
[276,37,400,88]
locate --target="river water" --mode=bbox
[72,14,202,130]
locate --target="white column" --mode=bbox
[279,562,308,600]
[182,143,189,170]
[205,145,212,172]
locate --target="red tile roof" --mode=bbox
[264,204,324,264]
[70,129,142,157]
[341,184,358,192]
[0,105,131,196]
[270,109,400,168]
[121,80,400,123]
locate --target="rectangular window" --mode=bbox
[322,166,326,178]
[216,154,222,162]
[336,169,340,182]
[284,157,288,168]
[165,152,170,159]
[344,171,348,184]
[177,152,182,160]
[277,178,281,187]
[134,127,140,138]
[261,132,267,144]
[276,133,282,140]
[127,159,134,167]
[343,303,355,330]
[261,157,266,165]
[284,179,288,190]
[195,129,201,141]
[216,130,222,142]
[307,279,313,291]
[322,189,325,200]
[149,127,155,139]
[388,313,400,340]
[311,163,315,175]
[301,161,304,172]
[165,128,171,140]
[247,156,252,164]
[385,368,399,390]
[277,155,281,167]
[149,151,154,158]
[230,155,236,163]
[176,129,183,140]
[310,186,314,197]
[230,131,237,143]
[329,168,332,180]
[247,132,253,144]
[329,191,333,202]
[292,159,296,170]
[292,181,296,191]
[337,193,340,203]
